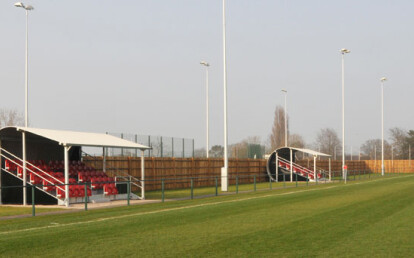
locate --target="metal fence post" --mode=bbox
[254,175,256,191]
[160,136,163,158]
[295,173,298,187]
[182,138,185,158]
[190,178,194,199]
[162,179,165,203]
[127,179,131,206]
[283,173,286,188]
[215,176,218,196]
[148,135,151,157]
[192,139,195,158]
[121,133,124,157]
[84,183,88,211]
[135,134,138,157]
[31,185,35,217]
[307,176,309,186]
[236,176,239,194]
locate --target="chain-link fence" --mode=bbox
[105,133,194,158]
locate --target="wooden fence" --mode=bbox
[83,157,413,191]
[83,157,267,191]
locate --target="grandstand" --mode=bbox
[267,147,332,182]
[0,126,150,207]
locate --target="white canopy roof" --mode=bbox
[276,147,331,157]
[11,127,150,150]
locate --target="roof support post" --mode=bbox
[290,148,293,182]
[103,147,106,173]
[329,158,332,182]
[22,131,27,206]
[275,152,279,182]
[314,155,317,183]
[64,145,69,207]
[141,150,145,200]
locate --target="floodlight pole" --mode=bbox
[15,2,34,206]
[381,77,387,176]
[200,61,210,158]
[282,89,288,147]
[340,49,350,181]
[141,150,145,199]
[221,0,229,191]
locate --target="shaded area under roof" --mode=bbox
[0,127,151,150]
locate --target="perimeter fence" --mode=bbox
[88,132,195,158]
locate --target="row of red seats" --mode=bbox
[90,177,115,189]
[78,171,107,182]
[57,185,92,198]
[5,159,21,172]
[278,161,322,179]
[103,184,118,195]
[42,177,77,191]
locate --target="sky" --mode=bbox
[1,0,413,153]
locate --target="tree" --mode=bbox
[314,128,341,157]
[361,139,391,160]
[193,148,206,158]
[289,134,305,148]
[209,145,224,158]
[230,136,262,158]
[389,127,408,159]
[269,105,288,150]
[0,108,24,127]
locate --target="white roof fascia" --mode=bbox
[276,147,331,157]
[15,127,151,150]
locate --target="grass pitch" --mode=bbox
[0,175,413,257]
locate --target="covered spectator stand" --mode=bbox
[0,127,150,207]
[266,147,331,182]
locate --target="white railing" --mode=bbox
[277,156,327,180]
[0,148,65,198]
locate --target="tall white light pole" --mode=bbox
[200,61,210,158]
[281,89,288,147]
[340,48,350,181]
[221,0,229,191]
[380,77,387,176]
[15,2,33,206]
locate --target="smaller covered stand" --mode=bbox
[266,147,331,182]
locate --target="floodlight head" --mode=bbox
[14,2,24,8]
[380,77,387,82]
[14,2,33,10]
[340,48,350,54]
[281,89,287,93]
[200,61,210,67]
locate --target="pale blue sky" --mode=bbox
[1,0,413,152]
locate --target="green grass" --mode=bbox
[0,174,413,257]
[0,206,62,218]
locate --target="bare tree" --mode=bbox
[315,128,340,156]
[269,105,288,150]
[389,127,408,159]
[361,139,391,160]
[289,134,305,148]
[209,145,224,158]
[0,108,24,127]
